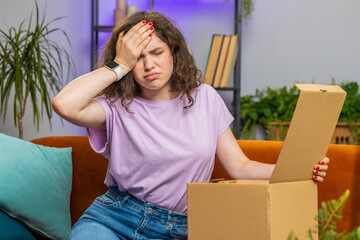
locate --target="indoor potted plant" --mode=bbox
[240,84,299,140]
[336,81,360,144]
[240,80,360,144]
[225,0,255,22]
[0,1,74,139]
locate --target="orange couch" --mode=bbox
[31,136,360,234]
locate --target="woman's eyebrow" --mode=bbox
[149,47,163,53]
[139,47,163,58]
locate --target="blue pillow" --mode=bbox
[0,210,36,240]
[0,133,72,240]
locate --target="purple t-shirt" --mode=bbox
[87,84,233,213]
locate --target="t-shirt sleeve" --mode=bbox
[86,96,114,157]
[209,86,234,138]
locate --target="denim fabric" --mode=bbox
[69,187,188,240]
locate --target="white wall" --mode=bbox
[0,0,359,140]
[241,0,360,95]
[0,0,91,140]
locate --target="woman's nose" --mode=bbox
[143,56,154,70]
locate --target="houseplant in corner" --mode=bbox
[240,85,299,140]
[0,1,74,139]
[225,0,255,22]
[288,190,360,240]
[240,80,360,144]
[336,81,360,144]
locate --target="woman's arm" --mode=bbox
[215,127,329,182]
[52,68,119,129]
[52,20,154,128]
[215,128,274,180]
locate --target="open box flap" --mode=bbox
[269,84,346,183]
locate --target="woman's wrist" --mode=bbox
[113,58,131,77]
[105,60,123,81]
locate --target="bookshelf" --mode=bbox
[231,0,242,139]
[90,0,242,138]
[213,0,242,139]
[91,0,154,68]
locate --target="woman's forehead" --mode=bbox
[142,33,169,53]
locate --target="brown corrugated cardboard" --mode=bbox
[269,181,318,239]
[270,84,347,183]
[187,84,346,240]
[188,181,270,240]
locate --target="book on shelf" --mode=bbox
[203,35,224,86]
[212,35,230,88]
[219,35,238,88]
[203,34,238,88]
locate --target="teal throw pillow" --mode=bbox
[0,133,72,240]
[0,210,36,240]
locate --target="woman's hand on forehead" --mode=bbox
[114,20,155,75]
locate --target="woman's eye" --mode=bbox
[155,51,163,55]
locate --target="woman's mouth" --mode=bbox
[144,72,160,81]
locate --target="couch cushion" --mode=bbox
[0,133,72,240]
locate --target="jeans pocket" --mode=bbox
[94,193,118,209]
[170,223,187,239]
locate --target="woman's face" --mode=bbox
[132,33,174,99]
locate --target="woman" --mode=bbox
[52,11,329,240]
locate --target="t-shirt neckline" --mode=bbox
[134,93,182,107]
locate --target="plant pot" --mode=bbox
[268,121,360,145]
[267,121,290,141]
[332,122,360,144]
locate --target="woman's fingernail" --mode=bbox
[321,160,325,165]
[148,21,153,26]
[315,170,318,174]
[316,166,320,170]
[314,176,318,180]
[150,26,154,31]
[142,20,147,24]
[149,33,152,37]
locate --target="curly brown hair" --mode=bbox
[97,11,201,112]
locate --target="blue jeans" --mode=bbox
[69,187,188,240]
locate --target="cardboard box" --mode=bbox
[187,84,346,240]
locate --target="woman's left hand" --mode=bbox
[313,157,330,182]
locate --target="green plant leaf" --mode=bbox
[291,190,359,240]
[0,0,75,138]
[287,228,297,240]
[317,189,350,239]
